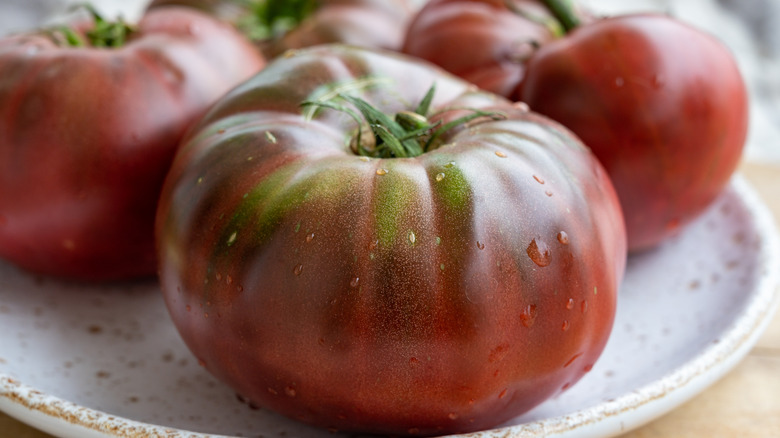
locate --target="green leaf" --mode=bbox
[415,84,437,116]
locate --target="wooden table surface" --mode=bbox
[2,160,779,437]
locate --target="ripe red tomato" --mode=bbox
[402,0,591,98]
[0,7,265,281]
[518,13,748,251]
[156,45,626,435]
[147,0,420,58]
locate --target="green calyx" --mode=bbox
[53,4,135,48]
[302,83,505,159]
[236,0,319,41]
[538,0,581,32]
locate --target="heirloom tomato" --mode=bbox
[156,45,626,435]
[147,0,420,58]
[0,6,264,281]
[519,6,748,251]
[402,0,591,98]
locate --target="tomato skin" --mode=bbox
[402,0,591,98]
[156,45,626,435]
[518,14,748,252]
[0,8,264,281]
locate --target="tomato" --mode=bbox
[402,0,592,98]
[518,11,748,252]
[156,45,626,435]
[0,7,265,281]
[147,0,420,58]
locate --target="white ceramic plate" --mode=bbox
[1,175,778,438]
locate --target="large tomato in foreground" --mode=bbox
[156,45,626,435]
[519,11,748,252]
[0,7,264,281]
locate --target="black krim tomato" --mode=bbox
[519,1,748,252]
[147,0,420,59]
[402,0,593,98]
[156,45,626,436]
[0,6,265,281]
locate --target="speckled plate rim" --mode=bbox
[1,175,779,438]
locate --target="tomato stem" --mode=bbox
[301,82,506,159]
[237,0,320,41]
[539,0,581,32]
[55,4,135,48]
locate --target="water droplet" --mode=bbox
[204,312,209,318]
[293,264,303,276]
[566,298,575,310]
[265,131,277,144]
[512,101,530,112]
[564,352,583,368]
[498,388,508,399]
[226,275,233,285]
[306,232,315,243]
[435,172,446,182]
[350,277,360,288]
[476,241,485,250]
[495,151,507,158]
[520,304,537,328]
[267,387,278,395]
[359,156,371,162]
[376,168,388,175]
[285,386,296,397]
[533,175,545,184]
[215,272,222,281]
[557,231,569,245]
[408,230,416,245]
[448,412,458,420]
[226,231,238,246]
[615,76,625,87]
[581,300,588,314]
[444,161,456,168]
[527,239,551,267]
[562,320,570,331]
